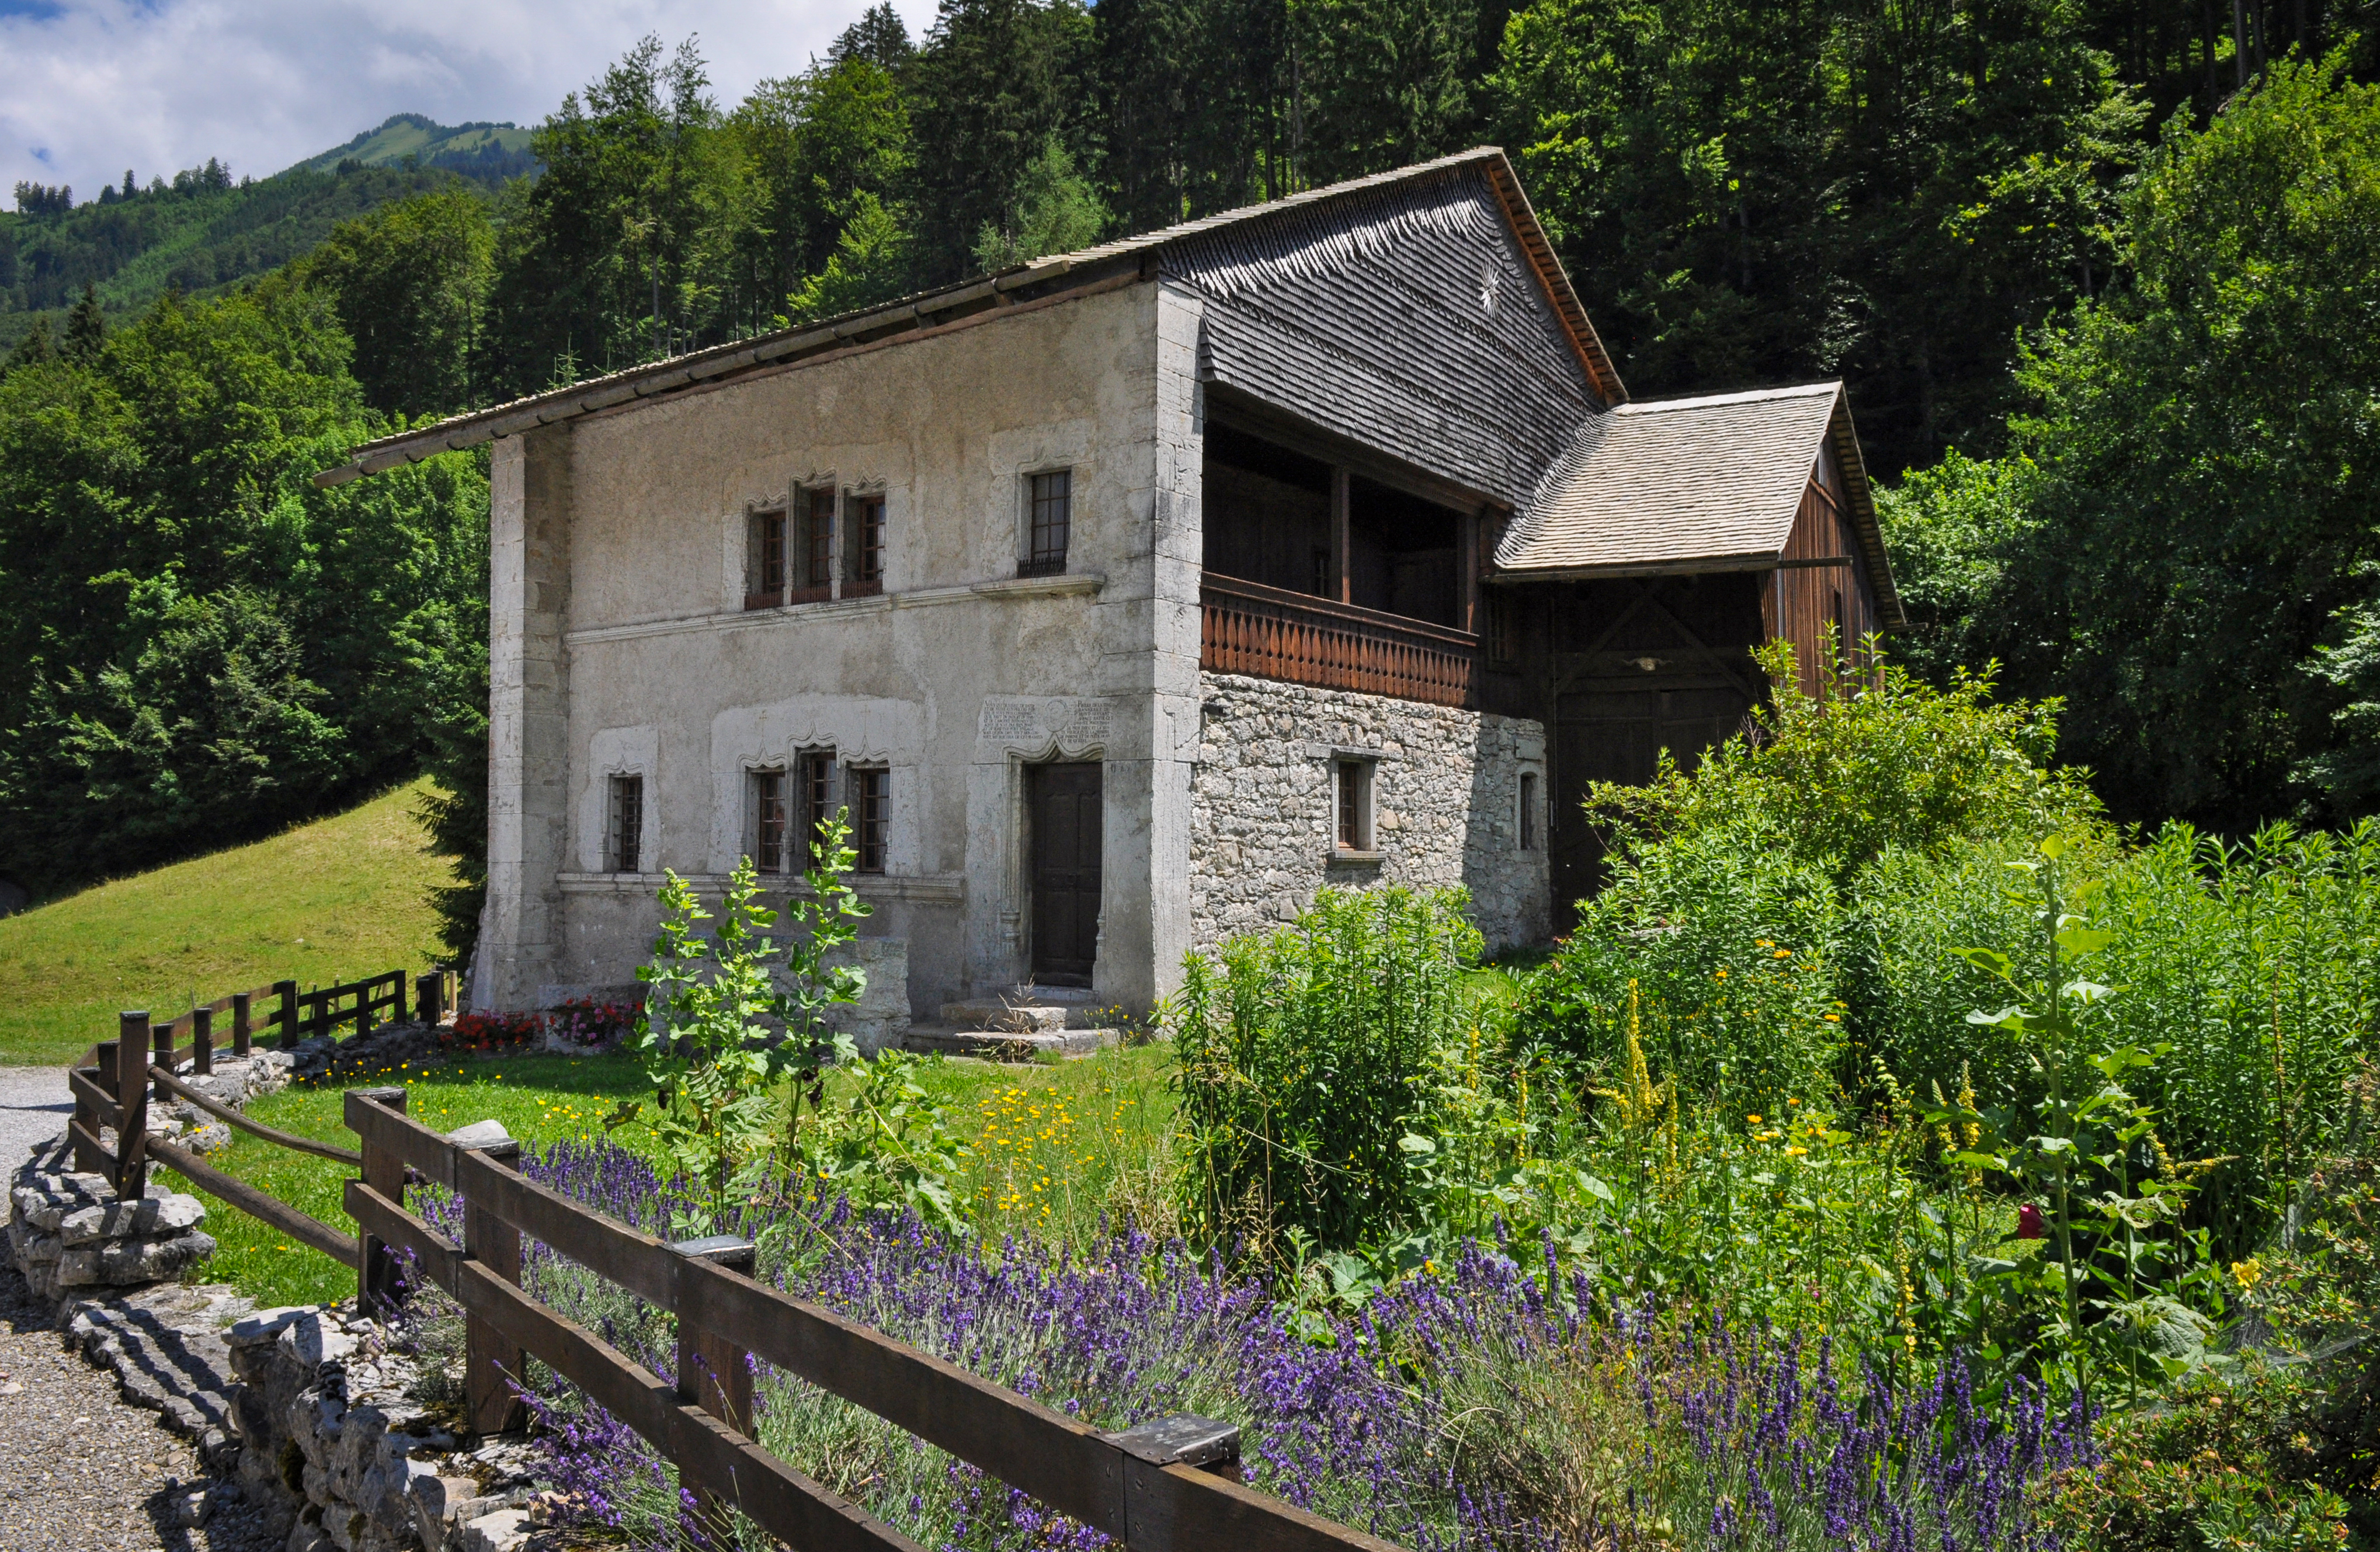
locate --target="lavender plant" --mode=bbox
[478,1136,2090,1552]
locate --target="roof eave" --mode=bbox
[1489,551,1788,583]
[312,252,1138,487]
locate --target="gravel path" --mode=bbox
[0,1265,282,1551]
[0,1067,71,1175]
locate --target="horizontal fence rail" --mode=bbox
[342,1092,1399,1552]
[1201,572,1478,709]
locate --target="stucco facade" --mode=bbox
[477,279,1226,1020]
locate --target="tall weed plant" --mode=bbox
[1858,821,2380,1257]
[1521,819,1847,1106]
[1171,885,1481,1254]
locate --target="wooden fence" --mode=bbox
[64,987,1396,1552]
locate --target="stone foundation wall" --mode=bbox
[1187,672,1551,954]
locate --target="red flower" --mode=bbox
[2017,1203,2047,1240]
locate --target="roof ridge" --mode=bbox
[1615,382,1842,415]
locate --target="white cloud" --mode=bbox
[0,0,937,197]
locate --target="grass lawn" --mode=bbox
[0,781,453,1066]
[162,1042,1180,1308]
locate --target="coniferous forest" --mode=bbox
[1,0,2377,930]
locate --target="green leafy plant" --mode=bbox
[783,1042,971,1236]
[1170,886,1482,1257]
[609,813,870,1234]
[1936,835,2218,1396]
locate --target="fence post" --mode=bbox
[77,1041,114,1175]
[276,980,298,1051]
[415,974,442,1028]
[231,993,252,1058]
[356,980,374,1041]
[116,1012,150,1199]
[391,970,408,1026]
[152,1018,174,1103]
[192,1008,213,1076]
[1106,1414,1246,1544]
[669,1234,758,1536]
[352,1087,408,1316]
[463,1138,527,1436]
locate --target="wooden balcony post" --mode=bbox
[192,1008,213,1076]
[463,1138,528,1436]
[116,1012,150,1199]
[354,1087,408,1315]
[1330,467,1351,605]
[231,992,252,1057]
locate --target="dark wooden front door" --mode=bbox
[1029,763,1103,985]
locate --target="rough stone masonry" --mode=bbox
[1187,671,1550,953]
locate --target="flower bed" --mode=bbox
[414,1140,2091,1551]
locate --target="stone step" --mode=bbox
[902,1024,1118,1061]
[936,986,1111,1031]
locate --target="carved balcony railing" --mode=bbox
[1200,572,1477,708]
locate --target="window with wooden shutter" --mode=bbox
[751,768,788,874]
[793,488,835,603]
[846,495,885,598]
[849,767,890,874]
[745,507,786,608]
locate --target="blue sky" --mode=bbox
[1,0,937,198]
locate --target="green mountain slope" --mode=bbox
[292,113,537,182]
[0,781,451,1066]
[0,116,536,353]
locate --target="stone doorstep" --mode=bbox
[937,984,1116,1031]
[903,1024,1119,1061]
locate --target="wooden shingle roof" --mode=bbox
[313,148,1620,488]
[1493,380,1903,627]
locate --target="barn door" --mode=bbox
[1551,686,1751,927]
[1029,763,1103,986]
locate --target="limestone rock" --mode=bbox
[458,1507,532,1552]
[55,1228,217,1287]
[447,1118,510,1148]
[58,1191,206,1245]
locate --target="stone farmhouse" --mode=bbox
[318,147,1899,1041]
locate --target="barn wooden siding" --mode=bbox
[1164,165,1603,511]
[1761,454,1881,699]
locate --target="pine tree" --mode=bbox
[62,284,105,364]
[4,318,57,371]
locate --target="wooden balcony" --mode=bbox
[1200,572,1477,708]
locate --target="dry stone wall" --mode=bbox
[1187,671,1550,954]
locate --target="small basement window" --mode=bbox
[848,766,890,874]
[606,774,644,873]
[750,768,788,874]
[1021,469,1071,577]
[1335,759,1374,854]
[1519,771,1538,851]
